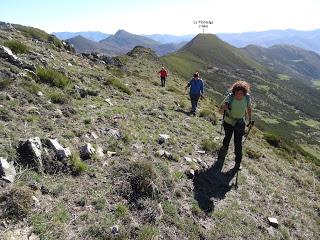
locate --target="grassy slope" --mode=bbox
[0,27,319,240]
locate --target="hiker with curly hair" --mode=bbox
[218,80,253,170]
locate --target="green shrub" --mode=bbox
[23,81,41,94]
[199,109,211,117]
[104,78,131,95]
[4,40,29,54]
[263,132,281,147]
[167,85,182,94]
[115,204,129,219]
[83,118,91,125]
[126,160,157,201]
[179,99,187,109]
[201,139,219,152]
[199,109,217,124]
[50,91,69,104]
[137,224,159,240]
[70,153,88,175]
[245,147,262,159]
[48,35,63,48]
[162,201,182,227]
[36,68,70,88]
[0,78,12,90]
[93,197,106,210]
[13,24,62,47]
[30,203,69,239]
[13,24,50,41]
[4,187,33,219]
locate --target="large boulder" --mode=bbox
[0,45,35,71]
[17,137,43,172]
[0,157,16,183]
[47,139,71,160]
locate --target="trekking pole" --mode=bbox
[243,120,254,144]
[234,171,239,189]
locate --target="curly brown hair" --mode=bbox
[231,80,250,95]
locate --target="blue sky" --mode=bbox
[1,0,319,35]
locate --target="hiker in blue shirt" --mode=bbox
[185,72,204,116]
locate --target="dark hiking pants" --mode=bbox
[220,120,245,164]
[161,77,166,87]
[190,93,200,113]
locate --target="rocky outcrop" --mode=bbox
[0,45,35,71]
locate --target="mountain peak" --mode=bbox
[114,29,131,36]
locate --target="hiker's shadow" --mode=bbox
[193,156,237,213]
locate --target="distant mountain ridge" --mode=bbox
[53,31,110,42]
[53,29,320,54]
[218,29,320,54]
[65,30,187,56]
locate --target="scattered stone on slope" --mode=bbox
[196,150,206,154]
[31,195,40,208]
[17,137,43,172]
[156,149,165,157]
[158,134,170,144]
[110,225,119,235]
[2,227,37,240]
[0,157,16,183]
[95,146,104,159]
[80,143,96,160]
[156,150,172,159]
[268,217,279,228]
[107,151,117,157]
[187,169,195,179]
[105,98,113,106]
[47,138,71,160]
[106,128,121,139]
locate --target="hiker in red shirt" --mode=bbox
[158,67,168,87]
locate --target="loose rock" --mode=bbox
[17,137,43,172]
[47,139,71,159]
[81,143,96,160]
[158,134,170,144]
[268,217,279,228]
[0,157,16,183]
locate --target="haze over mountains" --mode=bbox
[54,28,320,56]
[64,30,187,56]
[218,29,320,54]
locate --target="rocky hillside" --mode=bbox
[0,23,319,240]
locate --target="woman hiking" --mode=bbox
[218,80,253,170]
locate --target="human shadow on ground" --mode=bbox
[193,152,238,213]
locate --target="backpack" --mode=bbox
[226,92,251,110]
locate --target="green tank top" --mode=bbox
[224,95,250,126]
